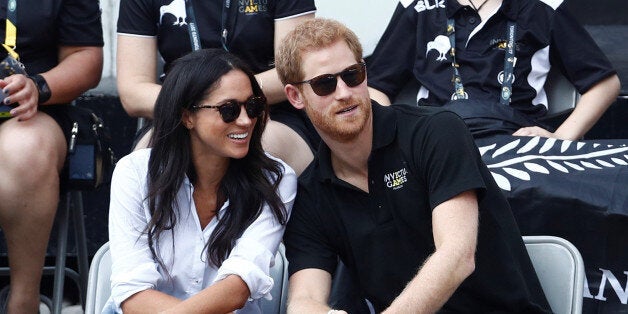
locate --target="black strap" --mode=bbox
[447,18,517,104]
[220,0,231,51]
[184,0,201,51]
[499,22,516,105]
[184,0,234,52]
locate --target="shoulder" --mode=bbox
[515,0,565,24]
[272,0,316,20]
[265,153,298,200]
[114,148,151,175]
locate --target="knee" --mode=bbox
[0,123,65,181]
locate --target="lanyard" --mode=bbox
[220,0,231,51]
[3,0,18,59]
[446,18,516,105]
[184,0,232,52]
[184,0,201,51]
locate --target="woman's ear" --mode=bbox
[285,84,305,110]
[181,109,193,129]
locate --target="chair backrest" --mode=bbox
[523,235,585,314]
[260,243,289,314]
[85,242,111,314]
[85,242,289,314]
[544,67,580,117]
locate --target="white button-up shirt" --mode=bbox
[105,149,296,313]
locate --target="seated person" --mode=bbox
[367,0,620,141]
[105,49,297,313]
[275,18,551,313]
[116,0,319,175]
[367,1,628,308]
[0,1,103,311]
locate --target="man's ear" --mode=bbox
[285,84,305,110]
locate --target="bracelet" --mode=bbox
[28,74,51,104]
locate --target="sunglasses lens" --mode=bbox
[309,75,338,96]
[218,101,240,123]
[340,64,366,87]
[304,63,366,96]
[245,96,266,118]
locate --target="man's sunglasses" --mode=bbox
[291,62,366,96]
[192,95,266,123]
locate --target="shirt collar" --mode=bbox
[313,101,398,183]
[446,0,519,21]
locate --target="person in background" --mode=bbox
[117,0,319,175]
[0,0,103,312]
[366,2,628,303]
[276,18,551,313]
[106,49,296,313]
[367,0,620,141]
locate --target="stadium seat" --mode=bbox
[523,235,585,314]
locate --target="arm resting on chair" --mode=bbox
[514,74,620,140]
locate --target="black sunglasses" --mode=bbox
[291,62,366,96]
[192,95,266,123]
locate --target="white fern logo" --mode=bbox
[478,136,628,191]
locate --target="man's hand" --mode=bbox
[0,74,39,121]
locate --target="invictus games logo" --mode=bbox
[384,168,408,190]
[238,0,268,14]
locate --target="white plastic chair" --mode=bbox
[85,242,111,314]
[523,235,585,314]
[85,242,289,314]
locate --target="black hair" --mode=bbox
[146,48,286,268]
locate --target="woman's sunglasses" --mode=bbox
[192,95,266,123]
[291,62,366,96]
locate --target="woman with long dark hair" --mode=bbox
[105,49,296,313]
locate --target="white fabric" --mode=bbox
[105,148,296,313]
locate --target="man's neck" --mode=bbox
[457,0,503,21]
[324,117,373,193]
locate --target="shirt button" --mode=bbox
[468,17,477,24]
[370,180,375,184]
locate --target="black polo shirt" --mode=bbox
[367,0,616,119]
[284,103,551,313]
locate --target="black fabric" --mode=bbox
[435,99,554,139]
[472,133,628,313]
[367,0,616,120]
[0,0,103,76]
[117,0,315,74]
[284,102,551,313]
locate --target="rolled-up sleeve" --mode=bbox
[108,151,162,311]
[213,160,297,300]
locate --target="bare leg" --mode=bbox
[262,120,314,176]
[0,113,66,314]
